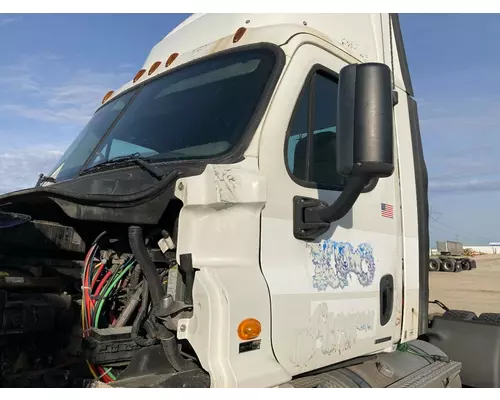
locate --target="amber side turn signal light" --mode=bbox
[238,318,261,341]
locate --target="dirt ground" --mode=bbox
[429,255,500,316]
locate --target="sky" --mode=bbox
[0,13,498,245]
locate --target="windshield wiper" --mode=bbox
[81,153,165,180]
[35,173,57,187]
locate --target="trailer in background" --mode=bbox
[430,240,477,273]
[437,240,463,256]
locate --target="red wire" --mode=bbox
[95,269,113,297]
[93,269,114,308]
[86,265,93,328]
[83,248,90,333]
[110,311,117,326]
[86,297,93,327]
[83,245,97,334]
[89,263,105,321]
[83,244,96,269]
[96,366,112,383]
[83,245,116,383]
[91,263,105,290]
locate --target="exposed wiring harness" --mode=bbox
[81,229,186,383]
[81,240,137,383]
[397,343,450,363]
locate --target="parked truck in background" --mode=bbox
[0,13,499,388]
[429,240,477,273]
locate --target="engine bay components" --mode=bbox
[0,291,72,336]
[0,217,204,388]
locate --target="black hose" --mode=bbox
[91,231,108,246]
[143,317,158,339]
[131,281,157,347]
[156,324,189,372]
[128,225,165,315]
[129,265,141,290]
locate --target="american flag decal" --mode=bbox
[381,203,394,219]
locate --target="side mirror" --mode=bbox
[293,62,394,241]
[337,62,394,178]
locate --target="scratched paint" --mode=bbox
[395,286,403,327]
[292,302,375,368]
[212,166,240,204]
[307,240,376,291]
[340,37,359,52]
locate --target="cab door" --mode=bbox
[259,42,403,375]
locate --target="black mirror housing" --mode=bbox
[337,62,394,178]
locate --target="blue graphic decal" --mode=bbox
[307,240,376,291]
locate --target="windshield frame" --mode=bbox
[76,43,286,177]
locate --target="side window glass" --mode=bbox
[310,73,344,187]
[285,69,346,189]
[286,84,309,181]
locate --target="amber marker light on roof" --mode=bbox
[166,53,179,67]
[237,318,261,341]
[101,90,114,104]
[133,69,146,83]
[233,27,247,43]
[148,61,162,75]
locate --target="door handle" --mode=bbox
[380,274,394,326]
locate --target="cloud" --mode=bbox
[419,96,500,135]
[0,53,132,192]
[419,92,500,195]
[429,178,500,194]
[0,58,130,125]
[118,63,135,69]
[429,156,500,193]
[0,16,22,27]
[0,104,90,124]
[0,72,41,93]
[0,146,63,194]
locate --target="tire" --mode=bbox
[470,260,477,269]
[429,258,440,272]
[454,263,463,273]
[441,259,456,272]
[461,259,471,271]
[477,313,500,324]
[443,309,477,321]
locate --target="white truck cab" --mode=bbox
[1,14,460,389]
[138,13,427,386]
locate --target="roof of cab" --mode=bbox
[106,13,413,103]
[145,13,382,68]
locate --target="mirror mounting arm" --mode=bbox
[293,175,371,241]
[308,175,371,223]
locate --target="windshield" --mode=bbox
[47,48,278,182]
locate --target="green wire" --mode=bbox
[397,343,434,363]
[88,258,135,382]
[102,368,117,381]
[100,258,134,299]
[92,260,135,382]
[94,260,135,327]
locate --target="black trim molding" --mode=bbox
[390,14,414,97]
[408,96,429,336]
